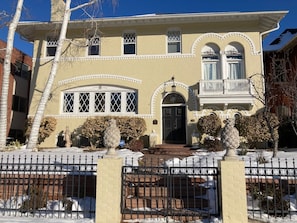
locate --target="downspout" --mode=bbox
[259,23,280,98]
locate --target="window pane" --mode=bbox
[110,92,121,112]
[126,92,137,112]
[204,62,219,80]
[167,31,181,53]
[47,37,58,57]
[124,44,135,54]
[63,93,74,113]
[88,37,100,55]
[95,93,105,112]
[123,33,136,54]
[228,63,242,79]
[168,42,180,53]
[79,93,90,112]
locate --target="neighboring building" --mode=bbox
[0,40,32,142]
[264,29,297,148]
[16,0,287,147]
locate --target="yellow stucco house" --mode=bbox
[16,1,287,147]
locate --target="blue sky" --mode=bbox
[1,0,296,56]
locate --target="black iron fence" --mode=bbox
[245,158,297,221]
[0,153,101,220]
[121,163,219,222]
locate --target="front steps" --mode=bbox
[122,174,211,222]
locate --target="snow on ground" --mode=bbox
[1,147,297,222]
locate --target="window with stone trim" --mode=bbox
[62,86,137,114]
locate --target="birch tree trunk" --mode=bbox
[0,0,24,149]
[26,0,98,151]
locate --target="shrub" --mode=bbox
[78,116,146,148]
[197,114,222,137]
[25,117,57,145]
[235,111,279,148]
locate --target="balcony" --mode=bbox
[197,79,254,110]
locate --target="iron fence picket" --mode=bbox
[121,164,219,222]
[0,154,98,220]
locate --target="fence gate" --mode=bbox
[121,165,219,222]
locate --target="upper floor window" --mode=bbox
[202,44,221,80]
[167,30,181,53]
[13,61,30,79]
[123,32,136,55]
[46,37,58,57]
[224,43,245,79]
[62,85,137,114]
[88,36,100,56]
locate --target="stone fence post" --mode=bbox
[96,157,123,223]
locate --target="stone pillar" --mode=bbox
[96,157,123,223]
[219,160,248,223]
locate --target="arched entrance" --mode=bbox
[162,93,186,144]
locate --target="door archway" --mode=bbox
[162,93,186,144]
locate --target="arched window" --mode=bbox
[224,43,245,79]
[201,43,221,80]
[163,93,185,104]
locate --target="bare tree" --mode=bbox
[26,0,117,151]
[0,0,24,149]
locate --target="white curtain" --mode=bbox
[204,62,218,80]
[228,63,242,79]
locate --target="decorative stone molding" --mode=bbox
[58,74,142,86]
[151,81,198,117]
[191,32,260,56]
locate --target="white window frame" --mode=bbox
[224,44,245,80]
[201,44,221,80]
[61,85,137,115]
[167,30,181,54]
[123,31,136,55]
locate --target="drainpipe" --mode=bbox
[259,23,281,102]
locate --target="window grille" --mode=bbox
[63,93,74,113]
[110,92,121,112]
[94,93,105,112]
[123,32,136,54]
[167,31,181,53]
[62,87,137,114]
[46,37,58,57]
[126,92,137,112]
[88,36,100,55]
[79,93,90,112]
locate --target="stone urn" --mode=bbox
[103,119,121,156]
[221,119,240,160]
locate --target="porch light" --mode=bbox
[171,76,176,92]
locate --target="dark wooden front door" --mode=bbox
[162,106,186,144]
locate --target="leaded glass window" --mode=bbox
[62,86,137,114]
[88,36,100,55]
[126,92,137,112]
[110,92,121,112]
[95,93,105,112]
[167,31,181,53]
[79,93,90,112]
[46,37,58,57]
[123,32,136,55]
[63,93,74,113]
